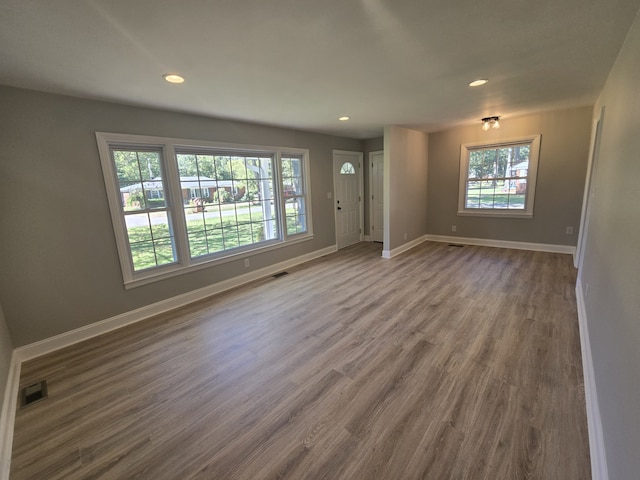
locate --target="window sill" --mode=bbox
[123,233,314,289]
[457,210,533,219]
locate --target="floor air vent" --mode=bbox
[448,244,464,248]
[272,271,289,278]
[21,380,48,408]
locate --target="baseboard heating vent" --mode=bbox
[448,244,464,248]
[21,380,48,408]
[272,271,289,278]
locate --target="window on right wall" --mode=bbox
[458,134,541,218]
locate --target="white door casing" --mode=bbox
[333,150,363,249]
[369,150,384,243]
[577,107,604,271]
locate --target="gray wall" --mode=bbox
[579,7,640,479]
[0,86,362,346]
[0,302,13,406]
[427,107,592,245]
[384,126,428,251]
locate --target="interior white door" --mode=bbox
[334,151,362,249]
[370,150,384,243]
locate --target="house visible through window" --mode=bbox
[189,187,210,199]
[96,133,313,287]
[458,135,541,218]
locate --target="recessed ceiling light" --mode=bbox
[163,73,185,84]
[339,116,350,121]
[469,79,488,87]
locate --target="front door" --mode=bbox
[333,150,362,249]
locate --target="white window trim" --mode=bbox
[96,132,313,288]
[457,134,541,218]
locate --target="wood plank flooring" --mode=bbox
[10,242,591,479]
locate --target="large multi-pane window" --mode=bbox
[458,135,541,218]
[96,133,312,287]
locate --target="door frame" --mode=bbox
[576,106,605,271]
[333,150,364,249]
[369,150,384,243]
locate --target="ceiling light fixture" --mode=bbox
[469,79,488,87]
[481,116,500,131]
[339,116,350,121]
[163,73,185,84]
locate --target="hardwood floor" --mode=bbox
[10,242,591,479]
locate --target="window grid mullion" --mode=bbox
[133,152,162,267]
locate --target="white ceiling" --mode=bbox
[1,0,639,139]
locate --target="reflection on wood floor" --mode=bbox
[11,241,590,479]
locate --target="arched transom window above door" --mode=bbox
[340,162,356,174]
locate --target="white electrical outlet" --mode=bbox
[566,226,574,235]
[451,225,457,232]
[244,259,250,268]
[327,192,332,199]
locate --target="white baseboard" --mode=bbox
[576,281,608,480]
[0,352,20,480]
[381,234,576,259]
[15,245,337,363]
[382,235,428,259]
[424,234,577,255]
